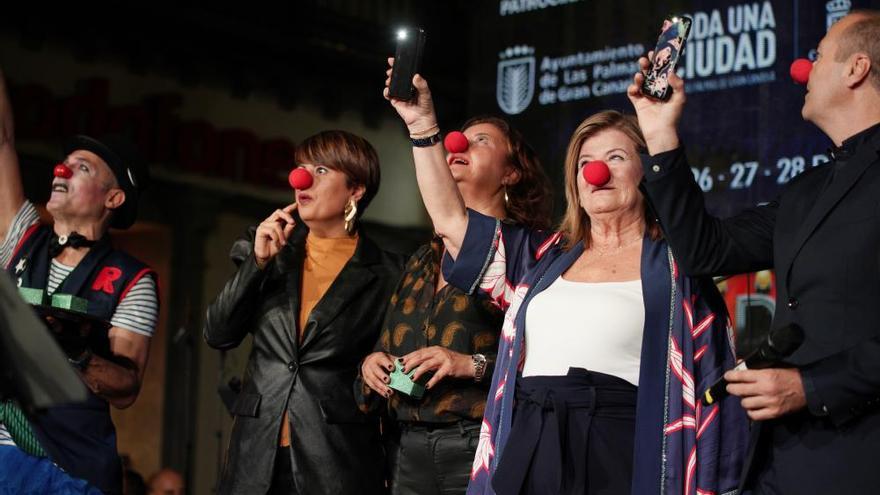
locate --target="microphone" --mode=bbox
[790,58,812,85]
[582,160,611,186]
[702,322,805,405]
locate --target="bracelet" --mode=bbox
[409,123,439,139]
[411,132,442,148]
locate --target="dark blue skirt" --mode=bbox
[492,368,637,495]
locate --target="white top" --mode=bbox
[522,277,645,386]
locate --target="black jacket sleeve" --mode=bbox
[801,334,880,426]
[640,147,777,277]
[203,227,269,350]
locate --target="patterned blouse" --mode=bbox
[356,238,504,423]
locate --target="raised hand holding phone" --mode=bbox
[641,16,691,101]
[384,58,437,135]
[388,27,426,100]
[627,15,692,154]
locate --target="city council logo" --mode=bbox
[826,0,851,31]
[497,45,535,115]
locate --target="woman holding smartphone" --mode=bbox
[356,108,553,494]
[383,65,747,494]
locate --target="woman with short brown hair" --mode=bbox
[205,129,404,495]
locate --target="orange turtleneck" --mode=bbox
[279,232,358,447]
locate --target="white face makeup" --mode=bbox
[47,149,119,222]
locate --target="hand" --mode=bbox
[626,51,685,154]
[725,368,807,421]
[361,351,396,398]
[254,204,297,269]
[383,57,439,136]
[402,347,473,389]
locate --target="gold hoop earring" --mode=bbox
[344,198,358,235]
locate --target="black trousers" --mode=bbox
[388,420,481,495]
[493,368,637,495]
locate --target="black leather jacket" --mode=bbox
[205,225,404,494]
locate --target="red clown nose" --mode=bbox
[582,160,611,186]
[444,131,469,153]
[53,163,73,179]
[288,168,314,190]
[790,58,812,85]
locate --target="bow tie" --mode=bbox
[49,232,97,258]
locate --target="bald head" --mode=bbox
[147,468,184,495]
[835,10,880,90]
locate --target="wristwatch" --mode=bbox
[472,353,487,383]
[411,132,442,148]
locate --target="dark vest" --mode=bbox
[6,224,154,495]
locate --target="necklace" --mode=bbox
[589,235,642,257]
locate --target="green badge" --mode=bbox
[18,287,46,306]
[50,294,89,314]
[388,359,426,399]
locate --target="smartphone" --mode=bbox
[389,27,426,100]
[641,15,692,101]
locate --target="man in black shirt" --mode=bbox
[628,10,880,494]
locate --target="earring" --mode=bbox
[344,198,358,235]
[504,186,509,206]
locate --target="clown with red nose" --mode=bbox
[0,62,158,494]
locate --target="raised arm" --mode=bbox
[626,52,685,155]
[384,59,468,258]
[0,69,25,244]
[627,55,775,276]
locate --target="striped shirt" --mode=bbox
[46,259,158,337]
[0,203,41,447]
[0,428,11,445]
[0,201,158,446]
[0,201,158,337]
